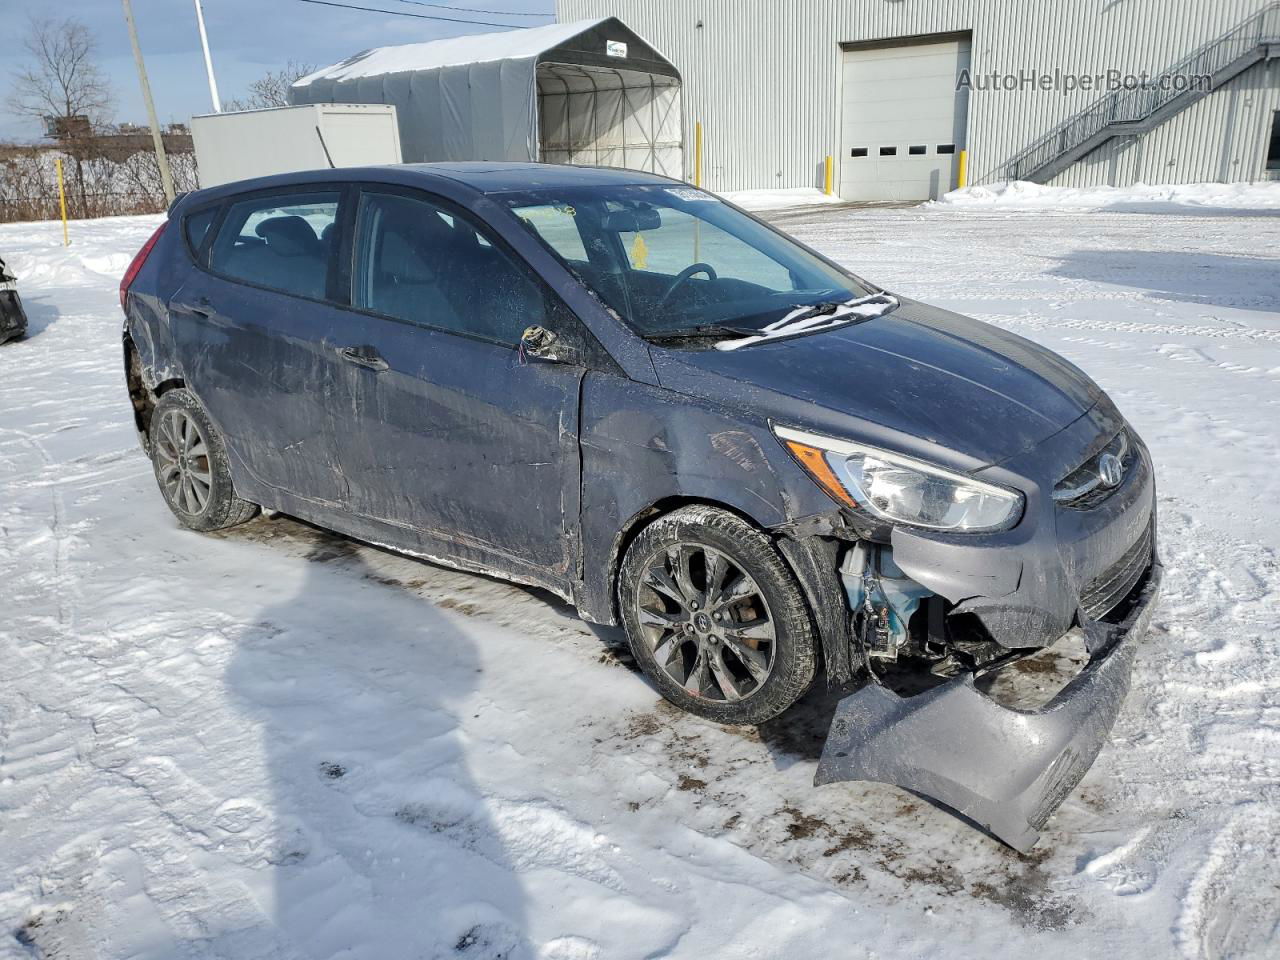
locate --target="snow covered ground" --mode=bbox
[934,179,1280,213]
[2,199,1278,959]
[720,186,845,211]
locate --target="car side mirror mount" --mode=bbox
[520,324,565,362]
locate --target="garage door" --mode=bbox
[839,37,971,202]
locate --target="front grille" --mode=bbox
[1054,429,1135,509]
[1079,521,1153,621]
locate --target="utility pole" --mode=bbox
[193,0,222,112]
[121,0,176,205]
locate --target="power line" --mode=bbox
[292,0,539,28]
[385,0,552,18]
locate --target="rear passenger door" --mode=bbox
[168,187,351,509]
[328,187,587,583]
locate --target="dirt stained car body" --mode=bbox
[120,162,1160,851]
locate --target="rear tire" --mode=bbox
[149,389,258,532]
[618,505,817,725]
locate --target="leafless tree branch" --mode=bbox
[223,60,318,111]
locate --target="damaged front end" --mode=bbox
[784,414,1161,851]
[818,539,1161,852]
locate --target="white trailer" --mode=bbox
[190,103,402,188]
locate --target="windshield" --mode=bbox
[502,184,873,339]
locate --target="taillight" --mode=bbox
[120,220,168,311]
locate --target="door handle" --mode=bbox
[339,345,389,372]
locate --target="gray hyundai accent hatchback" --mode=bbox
[120,162,1160,850]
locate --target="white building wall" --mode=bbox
[556,0,1279,191]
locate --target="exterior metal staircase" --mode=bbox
[983,3,1280,184]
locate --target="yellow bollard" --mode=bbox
[824,154,834,195]
[694,122,703,188]
[55,156,70,246]
[957,149,968,190]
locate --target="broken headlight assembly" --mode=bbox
[775,426,1024,533]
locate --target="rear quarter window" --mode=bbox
[183,207,219,258]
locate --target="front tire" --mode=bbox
[618,506,817,725]
[149,389,258,532]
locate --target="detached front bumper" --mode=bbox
[815,559,1161,852]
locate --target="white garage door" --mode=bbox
[839,38,971,202]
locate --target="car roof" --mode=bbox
[183,161,679,208]
[404,161,678,193]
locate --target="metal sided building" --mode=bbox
[556,0,1280,200]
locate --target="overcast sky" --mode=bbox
[1,0,557,142]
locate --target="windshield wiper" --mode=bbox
[784,300,847,322]
[714,293,899,351]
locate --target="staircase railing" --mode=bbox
[981,2,1280,184]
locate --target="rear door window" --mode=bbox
[208,191,341,301]
[352,190,547,346]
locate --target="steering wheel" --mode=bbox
[657,262,718,309]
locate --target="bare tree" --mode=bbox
[7,16,114,214]
[8,16,113,124]
[224,60,318,111]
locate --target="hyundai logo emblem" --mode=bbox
[1098,452,1124,488]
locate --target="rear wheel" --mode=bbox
[618,506,817,725]
[149,389,258,532]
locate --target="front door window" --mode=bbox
[352,191,547,345]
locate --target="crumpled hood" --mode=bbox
[650,298,1104,466]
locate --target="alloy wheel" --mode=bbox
[635,542,777,703]
[154,409,213,517]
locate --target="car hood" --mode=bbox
[649,298,1105,466]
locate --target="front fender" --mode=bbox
[575,371,837,626]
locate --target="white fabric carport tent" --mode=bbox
[289,17,684,177]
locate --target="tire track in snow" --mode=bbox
[1174,805,1280,960]
[0,427,74,633]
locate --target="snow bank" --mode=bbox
[2,213,161,291]
[719,187,844,211]
[933,179,1280,212]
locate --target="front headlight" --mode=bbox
[775,425,1024,533]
